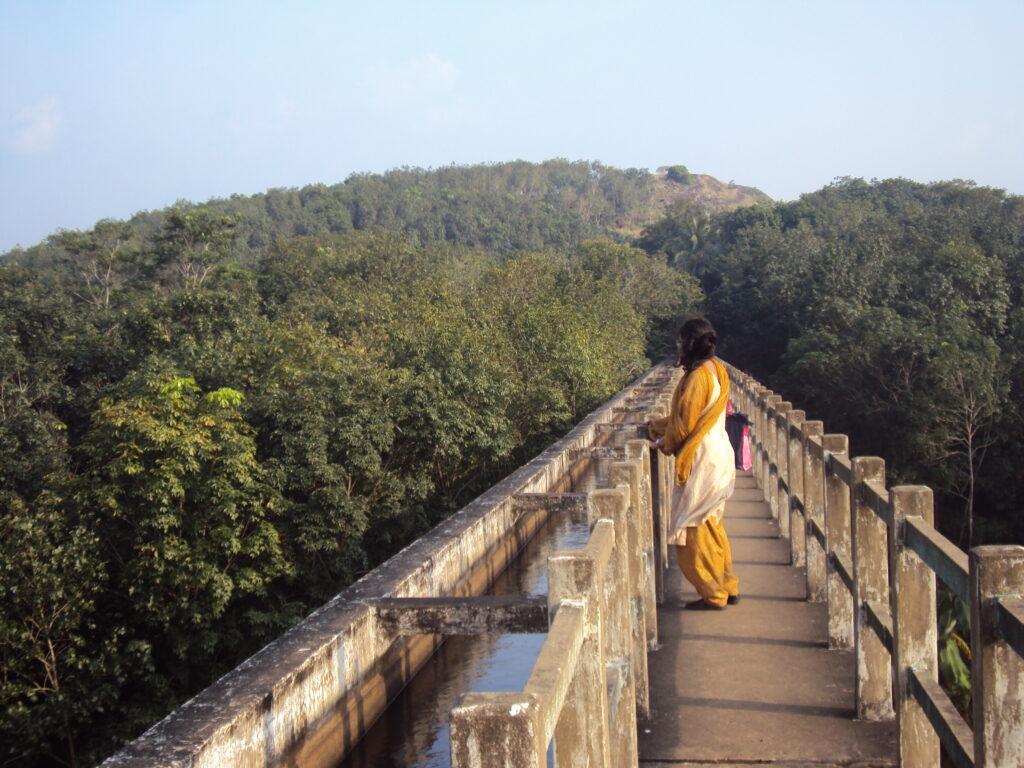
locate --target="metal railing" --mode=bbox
[728,364,1024,768]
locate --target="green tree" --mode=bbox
[637,199,717,275]
[664,165,692,184]
[0,494,120,768]
[49,221,136,308]
[574,238,703,357]
[77,371,286,678]
[921,338,1006,548]
[154,208,237,290]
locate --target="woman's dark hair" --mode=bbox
[674,316,718,370]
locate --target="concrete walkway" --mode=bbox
[638,471,898,768]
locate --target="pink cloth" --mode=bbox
[740,426,752,471]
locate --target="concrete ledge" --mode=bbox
[368,596,549,635]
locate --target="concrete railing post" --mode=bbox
[802,422,825,601]
[652,396,673,603]
[660,410,673,586]
[589,489,638,767]
[889,486,938,768]
[608,460,649,718]
[765,396,778,515]
[548,542,610,768]
[741,376,757,417]
[970,545,1024,768]
[774,402,793,531]
[755,386,770,486]
[785,409,806,565]
[824,435,853,649]
[750,385,765,484]
[450,692,544,768]
[851,456,893,721]
[763,394,781,502]
[627,439,658,646]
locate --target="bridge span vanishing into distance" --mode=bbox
[104,363,1024,768]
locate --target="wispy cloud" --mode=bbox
[8,97,62,155]
[364,54,458,111]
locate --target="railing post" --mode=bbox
[648,443,665,607]
[851,456,893,720]
[970,545,1024,768]
[739,374,752,415]
[763,394,781,503]
[548,544,610,768]
[786,409,806,566]
[750,385,765,485]
[590,489,638,767]
[608,460,649,718]
[824,435,853,649]
[627,439,658,646]
[651,396,673,604]
[889,486,938,768]
[450,692,544,768]
[776,402,793,536]
[802,422,825,601]
[774,402,793,532]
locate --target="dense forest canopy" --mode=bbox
[638,176,1024,548]
[3,160,1022,766]
[0,160,706,766]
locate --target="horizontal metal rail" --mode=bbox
[809,518,826,549]
[861,480,891,526]
[826,452,852,486]
[997,597,1024,659]
[808,437,826,460]
[904,517,970,604]
[908,668,974,768]
[864,599,894,655]
[725,363,1024,768]
[831,551,854,594]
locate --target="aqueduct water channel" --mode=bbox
[339,458,607,767]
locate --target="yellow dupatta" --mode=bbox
[648,359,730,486]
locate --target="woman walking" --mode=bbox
[648,317,738,610]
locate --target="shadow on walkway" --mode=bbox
[638,471,897,767]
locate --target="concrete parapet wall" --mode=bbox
[102,364,676,768]
[450,454,649,767]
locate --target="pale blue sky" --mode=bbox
[2,1,1022,252]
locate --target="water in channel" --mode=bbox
[338,457,611,768]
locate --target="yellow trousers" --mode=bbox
[674,516,739,608]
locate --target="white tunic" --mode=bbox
[667,371,736,546]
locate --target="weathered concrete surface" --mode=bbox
[370,595,549,635]
[638,472,897,767]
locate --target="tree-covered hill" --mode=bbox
[644,168,773,226]
[2,159,770,269]
[14,159,1024,765]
